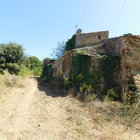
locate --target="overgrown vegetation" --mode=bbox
[101,55,120,89]
[70,53,91,88]
[0,42,43,76]
[63,53,122,102]
[51,35,76,60]
[100,55,121,101]
[0,42,25,74]
[126,78,139,104]
[40,57,55,82]
[28,56,43,76]
[83,98,140,135]
[51,42,66,60]
[41,64,53,82]
[65,34,76,52]
[64,52,96,100]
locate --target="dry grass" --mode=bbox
[0,72,139,139]
[79,100,140,140]
[64,93,140,140]
[0,70,25,95]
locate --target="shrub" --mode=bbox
[64,53,124,102]
[64,52,96,99]
[65,34,76,52]
[18,66,32,76]
[66,53,91,91]
[126,79,138,104]
[79,82,93,93]
[101,55,120,90]
[43,57,52,67]
[41,64,53,82]
[0,42,25,74]
[106,88,121,101]
[29,56,43,76]
[101,55,121,100]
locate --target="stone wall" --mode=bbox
[52,50,74,79]
[51,35,140,100]
[75,31,109,48]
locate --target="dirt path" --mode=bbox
[0,77,139,140]
[0,77,94,140]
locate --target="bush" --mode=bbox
[106,88,120,101]
[71,53,91,86]
[101,55,120,90]
[29,56,43,76]
[101,55,122,100]
[64,52,93,96]
[65,34,76,52]
[43,57,52,67]
[0,42,25,74]
[18,66,32,76]
[126,79,138,104]
[41,63,53,82]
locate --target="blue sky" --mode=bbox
[0,0,140,60]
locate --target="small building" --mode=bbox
[75,29,109,48]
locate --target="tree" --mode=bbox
[51,42,66,60]
[43,57,52,67]
[65,34,76,52]
[0,42,25,74]
[51,34,76,60]
[43,57,55,67]
[29,56,43,76]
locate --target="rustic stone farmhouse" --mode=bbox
[50,29,140,102]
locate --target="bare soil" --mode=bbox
[0,77,93,140]
[0,77,139,140]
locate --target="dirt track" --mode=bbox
[0,77,139,140]
[0,77,94,140]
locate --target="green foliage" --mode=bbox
[41,64,53,82]
[21,56,31,69]
[76,93,97,102]
[70,53,91,89]
[51,35,76,60]
[0,42,24,63]
[101,55,120,89]
[101,55,121,100]
[79,82,93,93]
[0,68,3,74]
[6,63,20,74]
[83,94,97,102]
[40,57,55,82]
[18,65,32,76]
[29,56,43,76]
[33,67,43,76]
[43,57,52,67]
[65,34,76,52]
[126,79,138,104]
[51,42,66,60]
[65,54,124,102]
[64,53,96,98]
[0,42,25,74]
[106,88,120,101]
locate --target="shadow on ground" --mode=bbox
[35,77,67,98]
